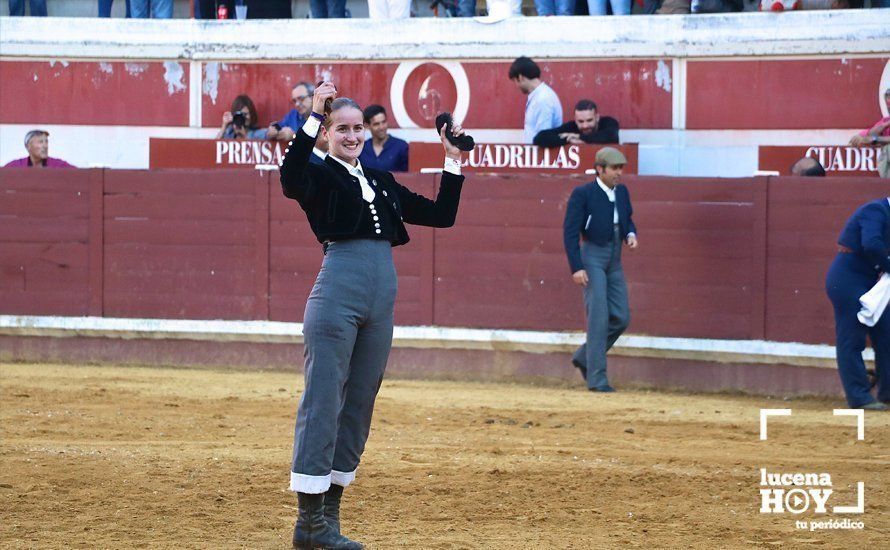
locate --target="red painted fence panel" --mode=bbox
[1,167,885,347]
[0,168,93,315]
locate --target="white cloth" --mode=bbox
[312,147,327,162]
[858,273,890,327]
[368,0,411,19]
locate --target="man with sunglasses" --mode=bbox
[268,81,315,141]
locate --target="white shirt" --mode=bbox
[596,177,619,224]
[312,147,327,162]
[596,177,635,239]
[524,82,562,144]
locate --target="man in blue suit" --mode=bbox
[826,198,890,410]
[563,147,637,392]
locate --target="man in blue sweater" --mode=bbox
[563,147,637,392]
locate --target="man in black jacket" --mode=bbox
[534,99,619,148]
[563,147,637,392]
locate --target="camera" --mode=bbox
[232,111,247,128]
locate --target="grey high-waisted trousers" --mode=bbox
[571,226,631,390]
[290,239,397,494]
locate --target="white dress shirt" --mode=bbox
[596,177,635,239]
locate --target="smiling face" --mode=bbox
[292,84,312,118]
[575,108,600,135]
[324,107,365,165]
[367,112,389,142]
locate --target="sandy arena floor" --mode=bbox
[1,362,887,549]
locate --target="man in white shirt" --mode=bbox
[508,56,563,144]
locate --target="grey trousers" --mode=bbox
[572,227,630,390]
[290,239,398,494]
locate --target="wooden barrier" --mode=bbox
[2,167,885,345]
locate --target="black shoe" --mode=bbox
[293,492,363,549]
[324,484,344,535]
[589,385,616,393]
[571,359,587,380]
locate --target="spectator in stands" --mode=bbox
[587,0,631,14]
[509,57,563,144]
[850,88,890,178]
[310,0,347,17]
[534,99,620,147]
[130,0,172,17]
[98,0,131,17]
[217,95,269,140]
[457,0,476,15]
[790,157,826,177]
[4,130,73,168]
[368,0,411,18]
[358,105,409,172]
[8,0,46,15]
[269,82,314,141]
[850,88,890,148]
[534,0,574,15]
[310,131,328,166]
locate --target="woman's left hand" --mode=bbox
[440,122,465,161]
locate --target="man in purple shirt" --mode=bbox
[4,130,74,168]
[358,104,409,173]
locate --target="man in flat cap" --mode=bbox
[4,130,73,168]
[563,147,637,392]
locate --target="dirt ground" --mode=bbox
[1,362,887,549]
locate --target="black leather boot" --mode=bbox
[292,492,363,549]
[324,484,344,535]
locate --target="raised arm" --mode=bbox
[278,82,337,204]
[397,122,467,228]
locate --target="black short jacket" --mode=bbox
[279,128,464,247]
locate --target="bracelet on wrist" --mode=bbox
[310,112,326,122]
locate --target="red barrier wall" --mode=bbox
[1,168,885,345]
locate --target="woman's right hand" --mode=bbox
[312,82,337,115]
[221,111,233,128]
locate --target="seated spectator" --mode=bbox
[368,0,411,18]
[8,0,46,15]
[509,56,563,144]
[533,100,619,147]
[311,131,328,166]
[588,0,631,15]
[4,130,73,168]
[310,0,347,18]
[534,0,573,15]
[268,81,314,141]
[358,105,409,173]
[216,95,269,140]
[130,0,172,18]
[98,0,131,17]
[849,88,890,148]
[790,157,826,177]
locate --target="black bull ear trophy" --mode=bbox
[436,112,475,152]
